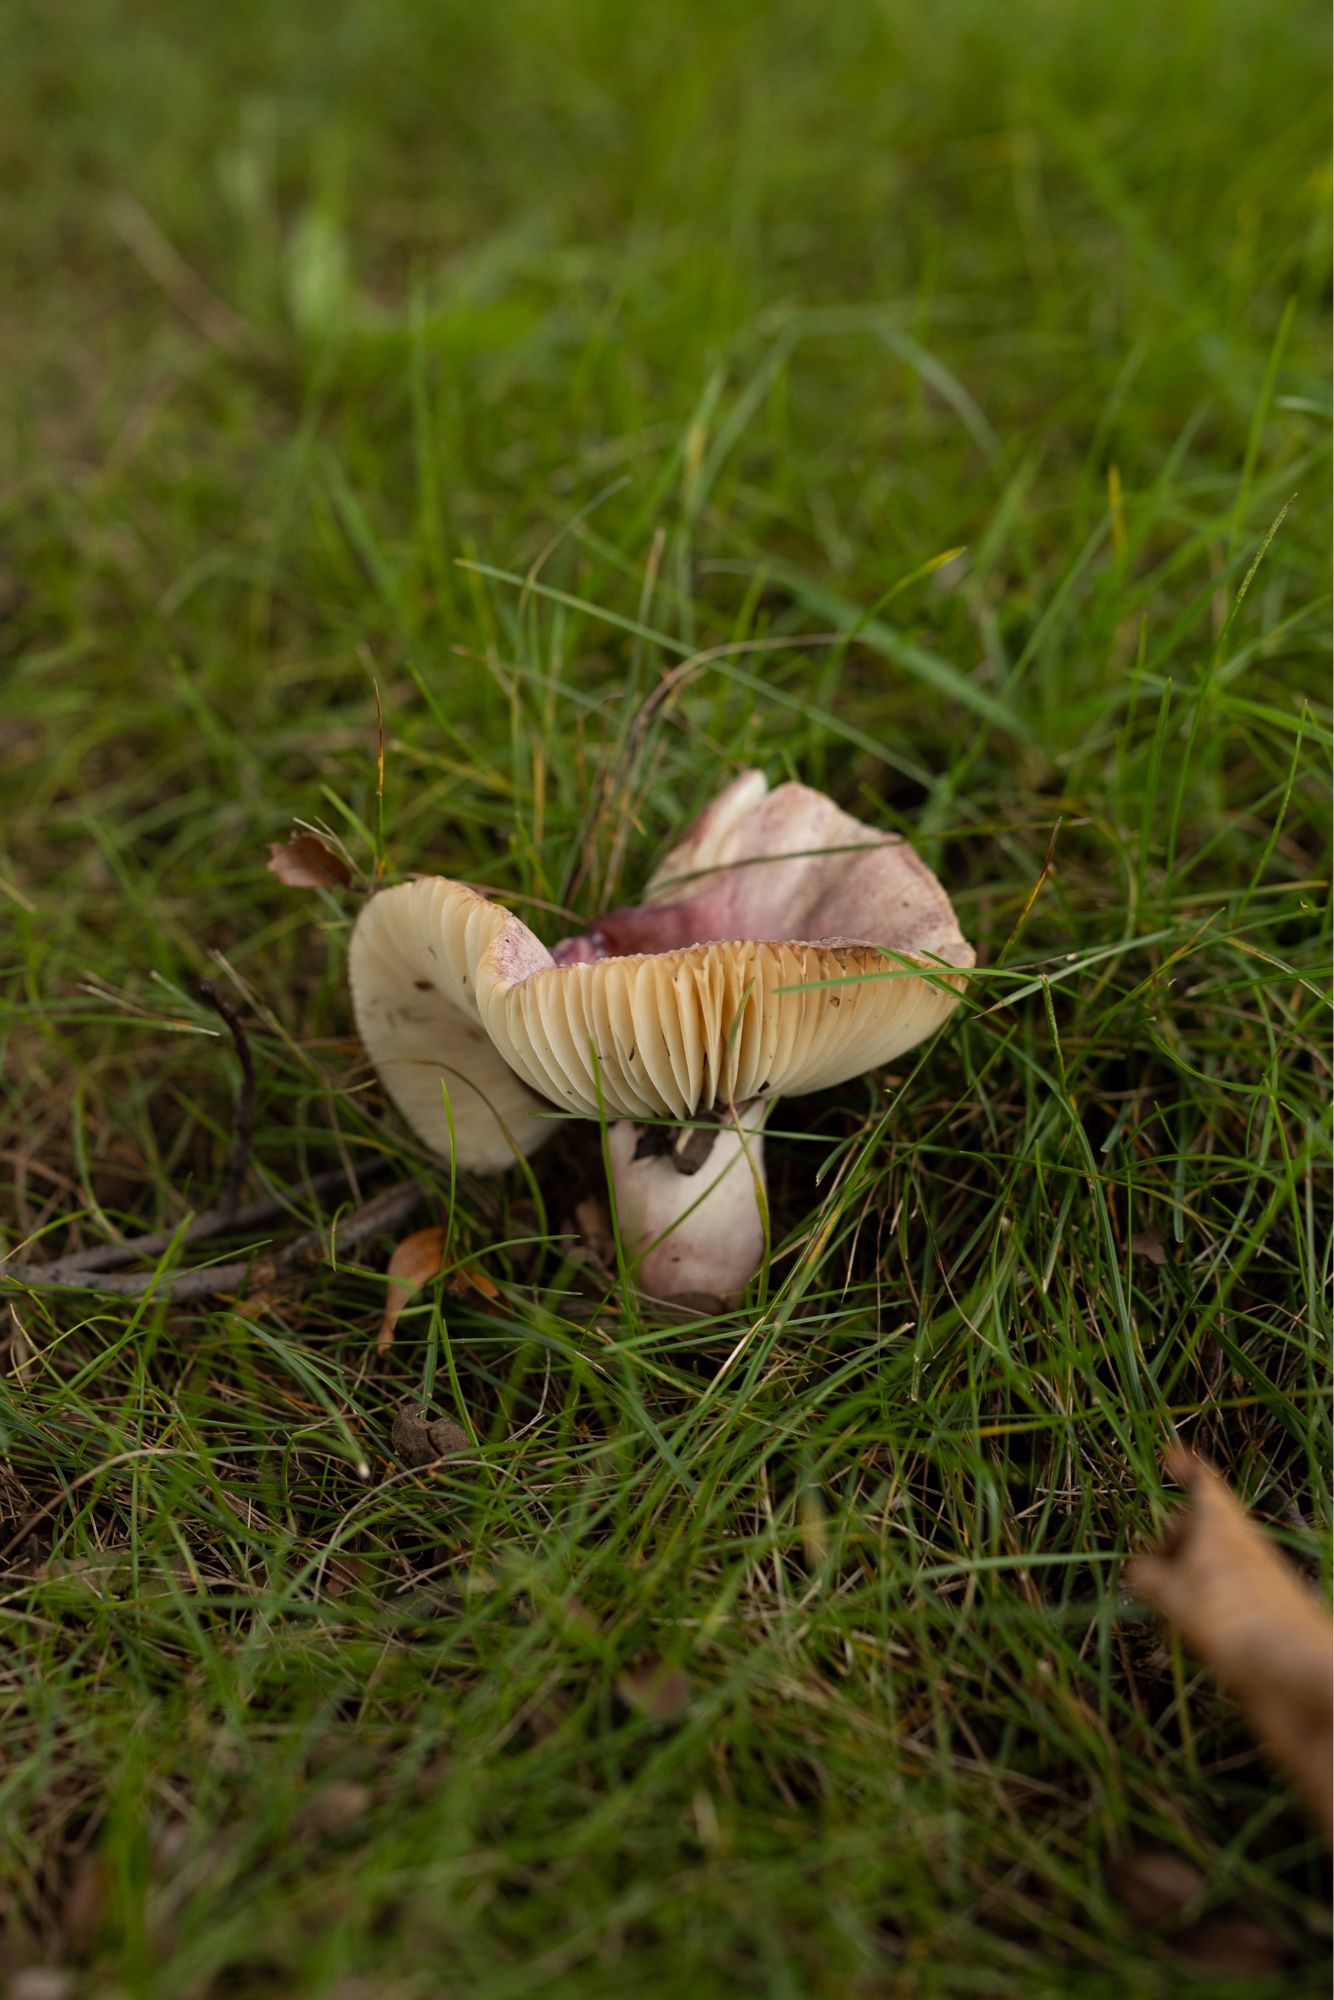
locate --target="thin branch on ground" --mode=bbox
[27,1166,372,1281]
[0,1181,423,1303]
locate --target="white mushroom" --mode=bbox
[604,1112,767,1311]
[349,875,555,1174]
[347,772,973,1308]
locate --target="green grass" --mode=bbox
[1,0,1330,1992]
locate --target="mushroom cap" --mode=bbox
[488,769,973,1119]
[480,930,965,1122]
[348,876,557,1172]
[349,771,974,1145]
[640,770,969,964]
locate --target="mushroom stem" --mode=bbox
[606,1105,767,1310]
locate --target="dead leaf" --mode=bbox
[1130,1228,1168,1266]
[446,1261,500,1303]
[1174,1915,1290,1976]
[390,1405,471,1467]
[1127,1450,1333,1834]
[1108,1849,1203,1927]
[1109,1850,1291,1975]
[616,1658,693,1723]
[266,831,352,891]
[237,1286,286,1317]
[379,1226,444,1351]
[294,1781,372,1837]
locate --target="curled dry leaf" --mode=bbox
[446,1261,500,1303]
[390,1405,471,1467]
[267,831,353,891]
[1127,1449,1333,1835]
[379,1225,444,1352]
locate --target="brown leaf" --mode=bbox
[237,1286,286,1317]
[1127,1450,1333,1834]
[379,1226,444,1352]
[1109,1850,1290,1974]
[294,1780,372,1838]
[266,831,352,891]
[1174,1915,1290,1976]
[390,1405,471,1467]
[445,1261,500,1303]
[616,1658,693,1723]
[1130,1227,1169,1266]
[1108,1849,1204,1927]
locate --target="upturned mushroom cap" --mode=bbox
[350,772,972,1153]
[481,931,963,1121]
[509,771,973,1118]
[556,769,971,966]
[348,876,556,1172]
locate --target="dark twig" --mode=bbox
[197,979,256,1220]
[1,1181,423,1303]
[21,1166,375,1282]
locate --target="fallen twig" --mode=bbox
[24,1166,369,1281]
[1,1182,423,1304]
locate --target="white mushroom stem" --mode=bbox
[606,1107,767,1309]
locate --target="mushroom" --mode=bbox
[348,874,556,1174]
[348,771,973,1309]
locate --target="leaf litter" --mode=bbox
[1127,1448,1332,1836]
[266,831,354,891]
